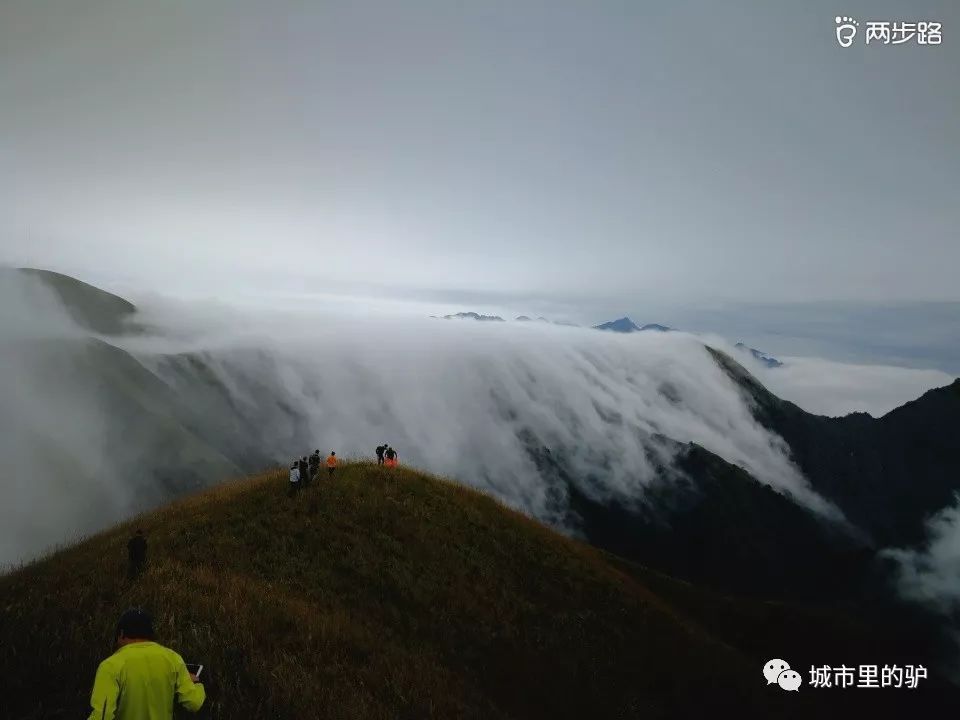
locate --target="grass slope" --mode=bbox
[1,464,946,719]
[18,268,138,335]
[3,464,762,718]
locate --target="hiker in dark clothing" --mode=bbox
[375,445,385,465]
[127,529,147,579]
[298,456,309,488]
[384,446,398,468]
[309,450,321,482]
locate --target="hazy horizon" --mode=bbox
[2,0,958,309]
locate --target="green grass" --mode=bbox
[3,462,820,719]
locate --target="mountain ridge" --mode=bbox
[0,464,800,719]
[708,346,960,547]
[3,464,951,718]
[735,342,784,368]
[14,267,139,335]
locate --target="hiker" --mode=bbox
[127,529,147,579]
[288,460,300,497]
[327,451,337,478]
[87,608,205,719]
[300,453,312,488]
[309,449,321,482]
[375,444,385,465]
[384,446,398,468]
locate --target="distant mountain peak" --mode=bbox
[441,311,505,322]
[594,317,641,333]
[734,343,783,368]
[593,317,673,333]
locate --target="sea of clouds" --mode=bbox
[2,273,957,618]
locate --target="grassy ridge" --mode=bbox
[3,463,825,718]
[18,267,138,335]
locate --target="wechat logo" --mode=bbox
[764,659,802,691]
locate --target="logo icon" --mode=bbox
[835,16,859,47]
[764,659,803,691]
[778,669,803,691]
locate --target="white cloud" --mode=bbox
[884,495,960,615]
[749,355,954,418]
[2,279,853,564]
[129,297,848,519]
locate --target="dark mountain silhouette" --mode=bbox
[709,347,960,547]
[594,316,641,332]
[546,347,960,598]
[735,342,784,368]
[527,436,872,605]
[518,362,960,676]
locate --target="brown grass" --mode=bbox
[2,462,810,719]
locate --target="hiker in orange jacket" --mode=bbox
[384,446,398,468]
[326,451,337,478]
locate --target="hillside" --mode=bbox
[17,267,139,335]
[0,334,246,565]
[708,347,960,547]
[3,463,954,719]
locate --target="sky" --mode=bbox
[0,0,957,366]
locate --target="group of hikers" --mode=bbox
[99,444,406,718]
[376,444,399,467]
[124,446,405,579]
[288,449,338,496]
[286,445,400,496]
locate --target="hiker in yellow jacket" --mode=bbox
[88,608,205,720]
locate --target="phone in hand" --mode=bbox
[185,663,203,680]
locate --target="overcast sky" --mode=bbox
[1,1,957,336]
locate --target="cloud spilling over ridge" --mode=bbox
[120,296,842,519]
[884,495,960,678]
[14,275,954,565]
[751,355,955,418]
[884,495,960,616]
[0,271,134,565]
[5,273,957,567]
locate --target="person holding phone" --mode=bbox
[87,608,206,719]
